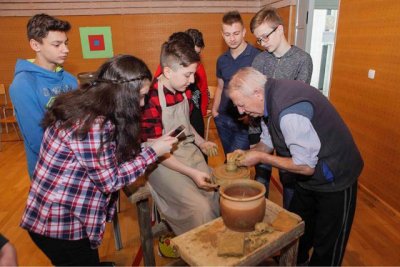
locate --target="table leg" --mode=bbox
[279,239,299,266]
[137,198,156,266]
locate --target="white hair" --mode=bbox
[228,67,266,97]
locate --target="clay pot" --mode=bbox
[220,179,266,232]
[77,72,96,84]
[212,164,250,187]
[225,161,238,172]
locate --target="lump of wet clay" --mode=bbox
[217,229,245,257]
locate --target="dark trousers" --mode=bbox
[190,106,208,162]
[190,105,205,138]
[29,231,100,266]
[289,181,357,266]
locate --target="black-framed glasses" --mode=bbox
[256,26,278,45]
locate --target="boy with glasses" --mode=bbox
[248,7,313,209]
[251,7,313,82]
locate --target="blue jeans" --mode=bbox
[255,164,271,198]
[214,115,249,154]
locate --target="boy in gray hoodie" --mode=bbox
[249,7,313,209]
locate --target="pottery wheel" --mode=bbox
[212,164,250,185]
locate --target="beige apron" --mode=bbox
[147,80,219,235]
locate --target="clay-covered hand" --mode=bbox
[191,170,219,190]
[199,141,218,157]
[234,150,260,167]
[149,134,178,156]
[226,150,245,163]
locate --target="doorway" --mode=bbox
[295,0,339,97]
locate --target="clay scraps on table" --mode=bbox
[245,222,275,251]
[271,211,300,232]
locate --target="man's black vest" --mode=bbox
[264,79,364,192]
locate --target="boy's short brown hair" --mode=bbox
[160,40,200,70]
[222,10,243,26]
[27,13,71,43]
[250,7,283,33]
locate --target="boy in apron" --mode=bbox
[141,39,220,236]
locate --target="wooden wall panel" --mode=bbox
[273,5,294,44]
[0,13,258,98]
[330,0,400,212]
[0,1,261,16]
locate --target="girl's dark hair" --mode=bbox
[42,54,152,163]
[185,29,205,48]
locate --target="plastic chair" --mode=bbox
[0,84,18,134]
[0,84,21,151]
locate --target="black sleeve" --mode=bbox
[0,233,9,249]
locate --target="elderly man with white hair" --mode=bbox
[228,67,363,266]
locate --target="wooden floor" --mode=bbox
[1,123,400,266]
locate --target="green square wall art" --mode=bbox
[79,27,113,59]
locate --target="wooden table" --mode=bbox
[171,199,305,266]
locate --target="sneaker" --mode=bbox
[158,235,179,258]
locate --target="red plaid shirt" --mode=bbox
[20,117,157,248]
[141,80,192,141]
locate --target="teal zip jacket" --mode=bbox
[9,59,78,178]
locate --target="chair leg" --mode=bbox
[112,212,123,251]
[136,198,156,266]
[116,191,120,213]
[12,123,19,138]
[2,109,9,133]
[14,123,22,140]
[0,123,2,151]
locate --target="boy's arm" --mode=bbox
[141,93,164,141]
[196,63,209,116]
[190,124,205,146]
[296,54,313,84]
[159,154,216,189]
[10,78,46,159]
[211,78,224,117]
[159,154,198,178]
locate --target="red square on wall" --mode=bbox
[88,35,105,51]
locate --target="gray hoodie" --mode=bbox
[252,45,313,83]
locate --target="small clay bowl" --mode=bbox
[220,179,266,232]
[77,72,96,84]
